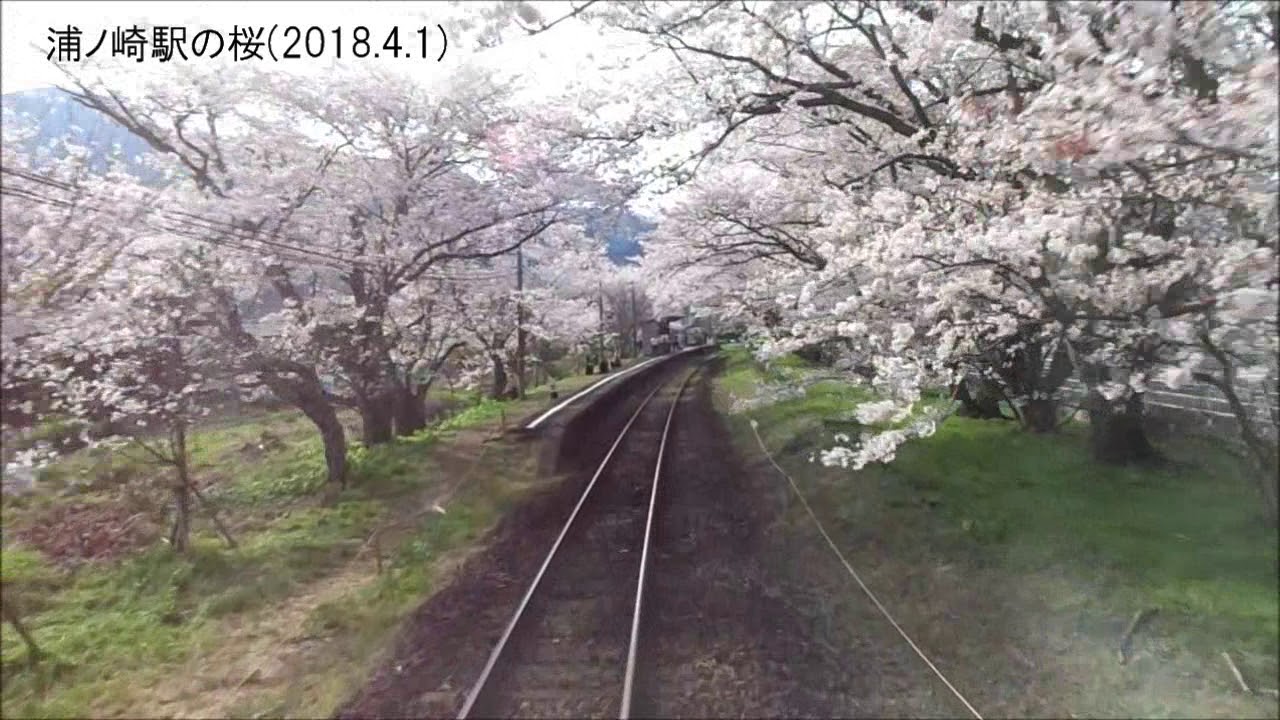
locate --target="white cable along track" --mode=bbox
[749,420,985,720]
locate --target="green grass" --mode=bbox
[304,501,488,641]
[876,420,1278,629]
[768,352,812,371]
[716,346,1280,700]
[717,347,763,400]
[223,417,541,719]
[0,495,383,715]
[0,365,613,718]
[24,445,149,496]
[197,400,512,508]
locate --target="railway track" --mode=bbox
[458,359,707,719]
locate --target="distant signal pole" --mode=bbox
[515,245,526,397]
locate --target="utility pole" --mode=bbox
[514,246,526,397]
[597,281,606,372]
[597,282,605,331]
[629,282,638,358]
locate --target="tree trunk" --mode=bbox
[189,483,238,548]
[208,287,350,485]
[955,376,1007,419]
[515,247,527,399]
[1,600,43,667]
[1087,391,1157,464]
[1021,398,1059,433]
[393,384,428,437]
[257,368,348,486]
[171,466,192,553]
[1256,464,1279,529]
[295,391,349,486]
[162,424,195,553]
[358,392,395,446]
[490,354,508,400]
[1240,429,1279,528]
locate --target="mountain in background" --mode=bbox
[585,211,652,265]
[2,86,159,181]
[2,86,650,264]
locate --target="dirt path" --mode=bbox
[132,427,519,719]
[633,358,804,715]
[150,562,378,718]
[634,357,960,717]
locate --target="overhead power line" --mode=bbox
[2,166,370,271]
[2,165,548,283]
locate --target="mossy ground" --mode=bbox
[716,345,1279,718]
[0,368,618,718]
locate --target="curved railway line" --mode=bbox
[457,358,708,719]
[336,347,981,719]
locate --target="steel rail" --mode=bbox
[457,377,671,719]
[619,361,705,719]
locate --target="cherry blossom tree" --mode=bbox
[384,276,469,432]
[2,141,240,550]
[577,1,1277,517]
[2,135,166,446]
[48,61,361,483]
[11,2,1274,523]
[51,56,620,454]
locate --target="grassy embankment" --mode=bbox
[0,366,620,719]
[716,345,1278,718]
